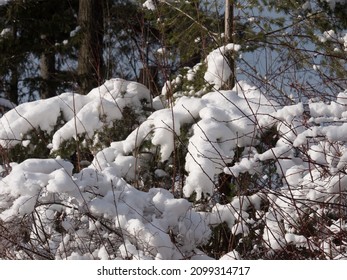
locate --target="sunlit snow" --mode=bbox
[1,43,347,260]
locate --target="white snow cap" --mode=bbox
[204,43,241,90]
[0,78,151,151]
[143,0,156,10]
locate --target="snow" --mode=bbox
[69,26,81,37]
[220,250,241,260]
[143,0,156,10]
[0,27,11,37]
[46,168,76,193]
[317,29,347,52]
[1,42,347,259]
[0,158,73,220]
[0,78,151,151]
[0,149,212,259]
[204,43,241,90]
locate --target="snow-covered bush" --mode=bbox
[1,43,347,259]
[0,78,153,170]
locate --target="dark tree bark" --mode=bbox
[224,0,235,89]
[40,49,56,99]
[7,22,19,104]
[8,67,18,105]
[77,0,104,94]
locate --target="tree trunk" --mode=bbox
[7,23,19,104]
[77,0,104,94]
[40,50,56,99]
[8,66,19,105]
[224,0,236,89]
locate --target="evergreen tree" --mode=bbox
[0,0,158,100]
[0,1,26,104]
[0,0,79,102]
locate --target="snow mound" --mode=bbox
[94,80,276,199]
[0,158,210,259]
[0,78,151,151]
[2,77,347,259]
[204,43,241,90]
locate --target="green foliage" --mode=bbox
[0,0,79,102]
[5,113,66,164]
[201,222,232,259]
[169,63,213,99]
[7,129,51,163]
[144,0,222,67]
[97,106,142,148]
[12,0,78,53]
